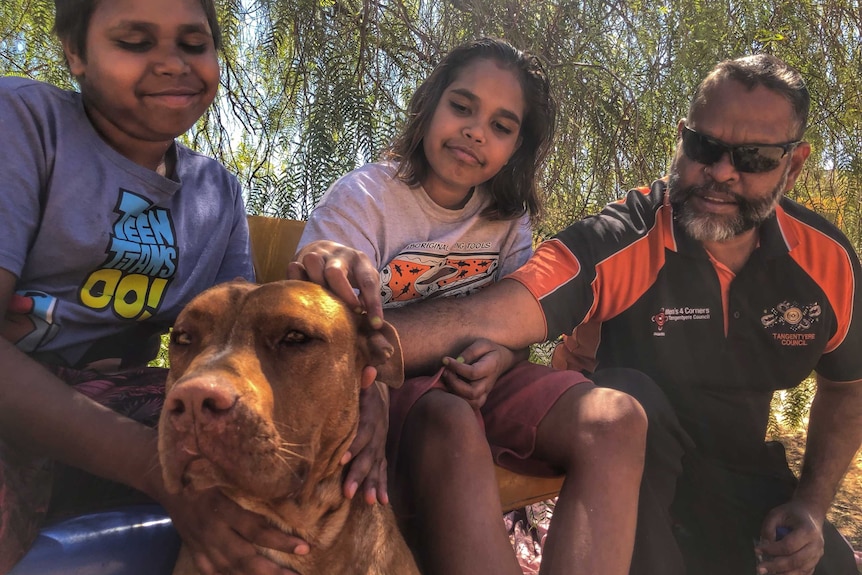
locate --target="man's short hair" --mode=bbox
[689,54,810,140]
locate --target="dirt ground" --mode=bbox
[508,428,862,573]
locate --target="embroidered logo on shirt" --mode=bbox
[651,306,712,336]
[761,301,821,346]
[651,309,668,332]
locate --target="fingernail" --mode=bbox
[294,543,310,555]
[370,316,383,329]
[341,451,352,465]
[456,356,465,363]
[354,307,363,314]
[346,481,358,499]
[442,357,450,366]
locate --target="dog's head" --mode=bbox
[157,279,403,502]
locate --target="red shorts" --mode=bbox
[387,360,590,477]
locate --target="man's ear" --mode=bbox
[61,39,86,78]
[784,142,811,192]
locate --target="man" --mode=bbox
[292,54,862,575]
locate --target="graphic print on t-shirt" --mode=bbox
[2,290,59,352]
[381,241,499,308]
[78,190,177,321]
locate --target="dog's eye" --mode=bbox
[280,330,308,345]
[172,331,192,345]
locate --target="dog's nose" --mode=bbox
[165,377,239,429]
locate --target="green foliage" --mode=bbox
[768,375,817,435]
[4,0,860,249]
[0,0,67,85]
[149,333,171,369]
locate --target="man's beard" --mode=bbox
[667,160,789,242]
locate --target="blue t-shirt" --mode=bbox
[0,77,254,369]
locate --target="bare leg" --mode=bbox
[533,382,647,575]
[392,390,522,575]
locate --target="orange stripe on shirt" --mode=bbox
[778,207,856,353]
[590,201,671,322]
[509,200,671,333]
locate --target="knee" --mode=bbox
[572,386,648,465]
[402,392,486,458]
[593,368,673,421]
[589,387,648,443]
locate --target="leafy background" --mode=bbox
[3,0,860,242]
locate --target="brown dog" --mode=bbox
[158,279,419,575]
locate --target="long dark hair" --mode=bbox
[386,37,557,222]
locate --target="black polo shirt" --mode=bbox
[510,179,862,465]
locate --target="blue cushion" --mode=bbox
[10,505,180,575]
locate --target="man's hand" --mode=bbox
[341,371,390,505]
[754,500,824,575]
[161,486,309,575]
[440,339,524,410]
[288,240,384,327]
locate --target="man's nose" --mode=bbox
[703,151,739,182]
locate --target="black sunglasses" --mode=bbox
[681,125,801,174]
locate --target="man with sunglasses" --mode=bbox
[292,53,861,575]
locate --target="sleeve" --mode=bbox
[508,185,667,341]
[295,167,388,269]
[0,82,48,277]
[507,237,596,340]
[213,176,255,283]
[816,243,862,383]
[497,214,533,277]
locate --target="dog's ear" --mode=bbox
[359,320,404,389]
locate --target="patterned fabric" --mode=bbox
[0,366,167,573]
[55,365,167,428]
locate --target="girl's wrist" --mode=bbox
[124,431,167,500]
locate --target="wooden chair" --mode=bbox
[247,214,564,512]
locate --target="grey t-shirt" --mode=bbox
[298,162,532,308]
[0,77,253,368]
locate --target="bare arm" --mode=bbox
[386,278,547,376]
[290,240,549,376]
[756,375,862,575]
[0,269,162,494]
[795,375,862,520]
